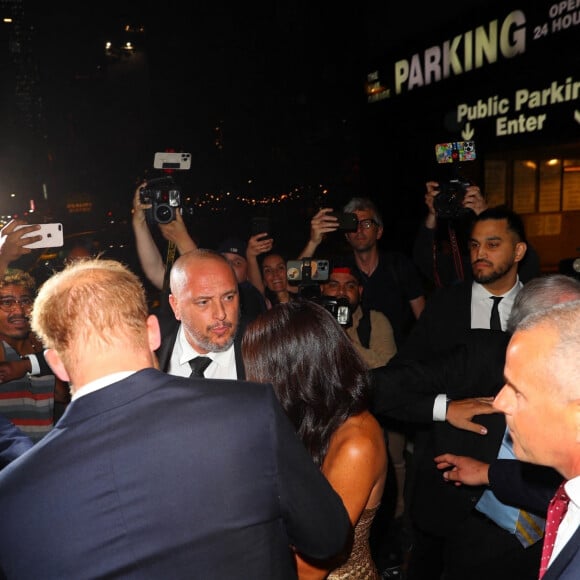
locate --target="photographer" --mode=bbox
[414,181,540,288]
[321,265,396,368]
[299,199,425,350]
[132,181,265,319]
[132,181,197,290]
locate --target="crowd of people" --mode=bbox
[0,179,579,580]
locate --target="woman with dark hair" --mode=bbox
[242,299,387,579]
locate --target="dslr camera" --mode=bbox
[433,140,476,219]
[433,178,473,219]
[316,295,352,327]
[286,259,352,326]
[139,176,182,225]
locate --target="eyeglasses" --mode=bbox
[357,219,379,230]
[0,297,34,312]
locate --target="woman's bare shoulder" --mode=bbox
[329,411,386,463]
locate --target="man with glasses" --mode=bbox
[300,198,425,349]
[300,197,425,576]
[0,269,67,442]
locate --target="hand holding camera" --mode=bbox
[426,181,487,221]
[156,209,196,252]
[461,185,487,215]
[139,176,183,225]
[432,140,481,220]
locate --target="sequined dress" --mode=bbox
[327,505,380,580]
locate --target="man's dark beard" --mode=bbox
[472,260,513,284]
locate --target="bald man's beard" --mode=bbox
[183,314,239,354]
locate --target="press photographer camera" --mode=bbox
[316,295,352,327]
[433,177,474,219]
[433,140,477,219]
[287,259,353,326]
[139,176,183,225]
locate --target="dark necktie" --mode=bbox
[189,356,212,378]
[539,481,570,578]
[490,296,503,331]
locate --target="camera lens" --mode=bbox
[154,204,174,224]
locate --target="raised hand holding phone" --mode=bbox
[13,223,64,249]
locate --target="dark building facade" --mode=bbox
[364,0,580,271]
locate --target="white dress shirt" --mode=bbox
[470,278,522,331]
[71,371,136,401]
[167,324,238,380]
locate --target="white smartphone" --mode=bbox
[153,151,191,170]
[14,223,64,249]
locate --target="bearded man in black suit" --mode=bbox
[373,206,542,580]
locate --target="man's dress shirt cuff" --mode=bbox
[433,393,448,421]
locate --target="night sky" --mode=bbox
[9,1,575,263]
[1,2,367,267]
[26,2,364,205]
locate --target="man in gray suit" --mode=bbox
[0,258,350,580]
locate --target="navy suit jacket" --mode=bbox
[0,369,350,579]
[488,459,561,516]
[543,526,580,580]
[0,416,33,469]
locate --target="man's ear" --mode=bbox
[44,349,70,383]
[570,399,580,444]
[514,241,527,264]
[376,226,384,241]
[168,293,181,321]
[147,314,161,352]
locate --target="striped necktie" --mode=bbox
[476,428,545,547]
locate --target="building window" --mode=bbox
[513,160,536,214]
[485,157,580,214]
[562,159,580,211]
[484,160,507,207]
[539,159,561,212]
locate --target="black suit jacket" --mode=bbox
[375,280,520,535]
[399,280,474,360]
[372,330,511,535]
[378,277,561,535]
[0,369,350,579]
[154,308,247,379]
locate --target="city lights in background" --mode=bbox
[193,184,330,211]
